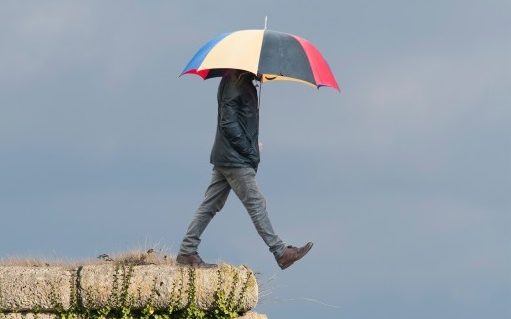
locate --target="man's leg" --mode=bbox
[218,166,287,259]
[179,167,231,255]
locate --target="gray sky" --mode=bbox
[1,1,510,318]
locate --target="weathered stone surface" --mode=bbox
[0,311,267,319]
[78,263,257,312]
[0,263,258,314]
[78,263,191,310]
[0,266,73,312]
[195,264,258,311]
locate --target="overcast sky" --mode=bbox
[0,1,510,318]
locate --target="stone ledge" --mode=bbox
[0,263,258,314]
[0,311,267,319]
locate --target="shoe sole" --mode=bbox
[279,242,314,270]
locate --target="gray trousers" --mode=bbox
[179,166,286,259]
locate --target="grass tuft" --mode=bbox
[0,248,176,269]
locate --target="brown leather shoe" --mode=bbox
[176,252,217,268]
[276,242,313,270]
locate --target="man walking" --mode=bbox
[177,69,312,270]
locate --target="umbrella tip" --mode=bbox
[264,16,268,30]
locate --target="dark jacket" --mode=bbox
[210,70,260,169]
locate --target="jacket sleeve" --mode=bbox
[219,89,258,164]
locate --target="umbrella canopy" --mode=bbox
[180,29,339,91]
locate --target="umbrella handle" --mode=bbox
[258,77,262,110]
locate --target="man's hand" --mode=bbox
[248,153,259,170]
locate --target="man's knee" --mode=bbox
[198,196,228,216]
[257,195,266,209]
[196,206,218,218]
[235,183,262,203]
[245,194,267,217]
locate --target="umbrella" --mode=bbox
[180,28,339,91]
